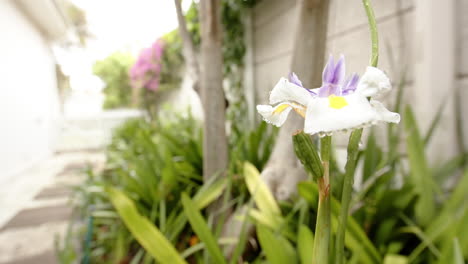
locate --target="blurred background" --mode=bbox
[0,0,467,263]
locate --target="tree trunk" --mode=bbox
[261,0,330,200]
[173,0,200,93]
[199,0,228,182]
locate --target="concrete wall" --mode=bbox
[457,0,468,153]
[251,0,466,162]
[252,0,413,102]
[0,0,60,179]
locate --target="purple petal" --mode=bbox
[288,72,303,87]
[307,89,317,96]
[330,55,345,85]
[342,73,360,95]
[322,55,336,84]
[318,83,341,97]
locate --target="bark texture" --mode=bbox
[199,0,229,181]
[173,0,200,92]
[261,0,331,200]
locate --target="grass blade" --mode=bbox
[404,106,434,226]
[256,225,298,264]
[244,162,281,216]
[383,254,408,264]
[181,193,227,264]
[193,176,229,209]
[409,169,468,261]
[298,224,314,264]
[107,187,187,264]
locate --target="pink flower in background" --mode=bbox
[130,39,164,92]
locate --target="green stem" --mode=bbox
[313,136,331,264]
[335,129,363,264]
[335,1,379,263]
[363,0,379,68]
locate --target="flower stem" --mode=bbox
[363,0,379,67]
[335,1,379,263]
[335,129,363,264]
[313,136,331,264]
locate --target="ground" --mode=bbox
[0,151,105,264]
[0,109,139,264]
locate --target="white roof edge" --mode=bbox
[15,0,70,40]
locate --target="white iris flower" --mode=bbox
[256,55,400,135]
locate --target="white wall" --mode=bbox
[0,0,60,179]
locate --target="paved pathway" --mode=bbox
[0,151,105,264]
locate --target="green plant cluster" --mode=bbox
[59,76,468,263]
[93,52,135,109]
[58,111,276,263]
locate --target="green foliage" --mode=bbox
[107,187,188,264]
[257,224,298,264]
[404,107,434,227]
[65,109,275,263]
[181,193,227,264]
[297,225,314,264]
[229,121,277,174]
[65,97,467,264]
[159,30,184,92]
[93,52,135,109]
[185,2,200,47]
[70,114,204,263]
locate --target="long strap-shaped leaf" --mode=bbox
[244,163,281,216]
[181,193,227,264]
[404,107,435,227]
[107,187,188,264]
[257,225,298,264]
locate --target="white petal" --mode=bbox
[356,66,391,97]
[257,104,293,127]
[370,100,400,123]
[304,93,377,135]
[269,78,312,106]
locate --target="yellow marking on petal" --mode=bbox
[328,95,348,109]
[293,107,306,118]
[273,104,290,114]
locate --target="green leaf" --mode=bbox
[248,209,284,230]
[452,238,465,264]
[244,162,281,216]
[423,97,447,145]
[409,170,468,261]
[292,131,323,180]
[298,224,314,264]
[166,177,227,243]
[256,225,298,264]
[383,254,408,264]
[439,238,465,264]
[106,187,187,264]
[362,130,382,182]
[193,177,229,209]
[181,193,226,264]
[404,106,434,226]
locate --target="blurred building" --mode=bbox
[0,0,69,179]
[248,0,466,163]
